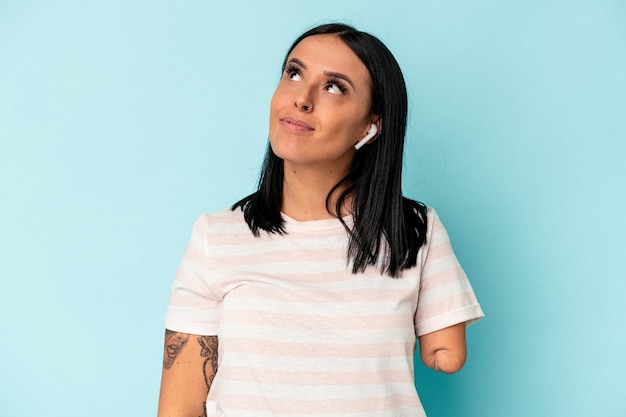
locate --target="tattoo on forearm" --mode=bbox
[163,329,190,369]
[197,336,219,390]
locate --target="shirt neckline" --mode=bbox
[281,212,353,233]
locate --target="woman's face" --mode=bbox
[269,34,376,173]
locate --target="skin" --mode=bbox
[418,323,467,373]
[163,331,189,369]
[269,34,381,220]
[157,331,218,417]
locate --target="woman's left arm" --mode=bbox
[418,322,467,374]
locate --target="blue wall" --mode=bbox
[1,1,624,416]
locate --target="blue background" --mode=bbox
[1,1,625,416]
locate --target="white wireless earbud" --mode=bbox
[354,124,378,150]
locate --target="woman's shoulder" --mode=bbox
[422,206,457,247]
[192,206,249,234]
[402,200,446,244]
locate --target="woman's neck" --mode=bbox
[281,161,352,221]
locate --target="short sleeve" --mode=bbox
[165,214,221,335]
[414,209,484,337]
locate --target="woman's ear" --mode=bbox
[371,117,382,141]
[355,123,379,150]
[354,117,383,150]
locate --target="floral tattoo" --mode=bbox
[197,336,219,390]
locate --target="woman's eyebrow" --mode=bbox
[287,58,356,90]
[287,57,307,69]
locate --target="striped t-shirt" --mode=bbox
[166,207,483,417]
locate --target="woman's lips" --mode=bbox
[280,116,314,131]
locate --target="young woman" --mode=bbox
[158,23,483,417]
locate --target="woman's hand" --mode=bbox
[157,330,218,417]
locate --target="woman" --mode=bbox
[158,23,483,417]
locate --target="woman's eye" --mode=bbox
[325,82,344,95]
[287,71,301,81]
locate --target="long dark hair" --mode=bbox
[233,23,427,277]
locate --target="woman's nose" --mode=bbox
[294,85,314,112]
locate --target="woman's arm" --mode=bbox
[157,330,218,417]
[418,322,467,374]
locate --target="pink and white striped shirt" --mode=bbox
[166,207,483,417]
